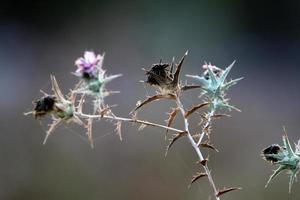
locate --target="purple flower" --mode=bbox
[75,51,103,77]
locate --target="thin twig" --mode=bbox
[75,112,184,134]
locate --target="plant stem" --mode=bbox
[175,97,220,200]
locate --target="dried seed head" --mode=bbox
[146,63,172,86]
[144,52,187,94]
[33,95,56,118]
[262,144,282,163]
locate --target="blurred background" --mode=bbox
[1,0,300,199]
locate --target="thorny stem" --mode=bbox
[74,112,184,134]
[197,109,215,146]
[175,97,221,200]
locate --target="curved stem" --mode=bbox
[175,97,220,200]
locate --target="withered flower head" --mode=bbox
[33,95,56,118]
[146,63,172,86]
[144,51,188,94]
[26,75,83,144]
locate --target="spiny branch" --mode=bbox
[75,112,184,134]
[175,97,221,200]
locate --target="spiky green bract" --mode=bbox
[186,61,242,111]
[262,133,300,193]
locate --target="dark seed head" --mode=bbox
[262,144,282,163]
[204,69,223,80]
[34,96,56,118]
[146,63,171,86]
[146,63,174,88]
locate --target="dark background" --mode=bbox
[1,0,300,199]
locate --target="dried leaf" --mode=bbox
[203,123,212,136]
[180,85,201,91]
[212,113,231,119]
[165,107,180,138]
[199,158,209,166]
[115,121,122,141]
[216,187,241,197]
[165,131,187,156]
[185,102,210,118]
[188,172,207,189]
[200,142,219,152]
[192,133,201,139]
[132,94,167,112]
[100,106,112,118]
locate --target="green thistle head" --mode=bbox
[187,61,242,111]
[262,128,300,193]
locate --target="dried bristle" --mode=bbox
[34,96,56,118]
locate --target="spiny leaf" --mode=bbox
[282,126,294,156]
[43,117,62,145]
[50,75,65,101]
[172,51,188,87]
[219,60,236,85]
[265,166,286,188]
[180,85,201,91]
[165,131,187,156]
[185,102,210,118]
[188,172,207,189]
[115,121,122,141]
[216,187,241,197]
[132,94,175,112]
[200,142,219,152]
[165,107,180,138]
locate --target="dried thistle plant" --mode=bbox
[25,50,242,200]
[261,127,300,193]
[133,53,242,200]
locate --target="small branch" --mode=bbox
[175,97,221,200]
[75,112,184,134]
[197,109,215,146]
